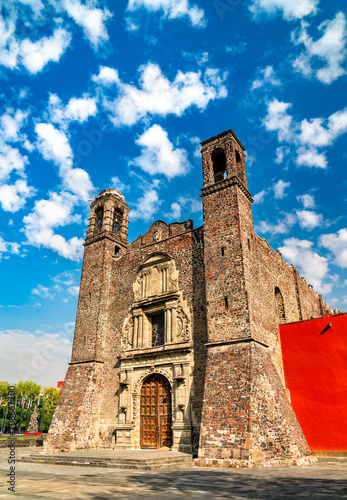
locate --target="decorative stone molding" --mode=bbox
[133,366,174,394]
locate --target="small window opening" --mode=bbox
[89,292,92,298]
[235,150,241,163]
[114,245,120,256]
[212,149,227,183]
[247,239,251,251]
[275,287,286,324]
[221,246,226,257]
[95,206,104,234]
[151,313,165,347]
[224,297,229,310]
[113,208,123,235]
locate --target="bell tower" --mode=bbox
[198,130,310,467]
[85,188,129,253]
[71,189,129,363]
[200,129,254,344]
[44,189,129,453]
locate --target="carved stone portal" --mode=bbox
[123,254,191,350]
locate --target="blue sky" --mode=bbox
[0,0,346,386]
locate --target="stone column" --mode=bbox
[138,315,143,348]
[133,316,139,348]
[166,308,172,343]
[171,307,177,343]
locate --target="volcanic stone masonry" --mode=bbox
[44,128,334,467]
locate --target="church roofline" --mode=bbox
[200,129,245,151]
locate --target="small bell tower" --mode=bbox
[85,188,129,255]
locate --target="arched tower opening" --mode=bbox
[212,148,227,183]
[94,206,104,234]
[113,207,123,235]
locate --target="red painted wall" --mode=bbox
[280,314,347,451]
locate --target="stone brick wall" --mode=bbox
[198,341,310,467]
[44,362,107,453]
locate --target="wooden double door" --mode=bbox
[140,374,172,449]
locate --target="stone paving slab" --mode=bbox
[1,449,347,499]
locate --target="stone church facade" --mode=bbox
[44,129,332,466]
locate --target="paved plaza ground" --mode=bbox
[0,448,347,499]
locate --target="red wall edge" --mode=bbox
[279,314,347,451]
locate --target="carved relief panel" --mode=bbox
[122,253,191,351]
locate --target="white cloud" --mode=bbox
[273,179,290,199]
[67,285,79,296]
[297,193,315,208]
[36,122,73,168]
[126,0,206,28]
[132,125,190,178]
[0,179,35,212]
[256,213,296,235]
[48,93,98,128]
[249,0,318,20]
[110,176,129,194]
[23,191,84,261]
[0,108,32,192]
[19,27,71,74]
[130,188,161,222]
[0,143,28,181]
[93,62,227,126]
[263,99,294,143]
[31,271,80,302]
[0,0,112,74]
[319,229,347,268]
[0,108,28,142]
[251,65,281,90]
[253,189,267,204]
[32,284,53,299]
[165,202,181,220]
[0,329,71,385]
[263,100,347,169]
[92,66,119,86]
[292,12,347,84]
[0,236,20,261]
[63,0,112,50]
[296,146,327,168]
[296,209,323,230]
[189,136,202,158]
[178,195,201,213]
[275,146,290,164]
[299,117,332,147]
[35,122,93,199]
[279,237,331,294]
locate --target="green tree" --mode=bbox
[0,381,9,397]
[42,388,60,431]
[15,381,41,398]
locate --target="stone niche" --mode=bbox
[115,253,193,453]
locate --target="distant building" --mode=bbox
[45,129,336,466]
